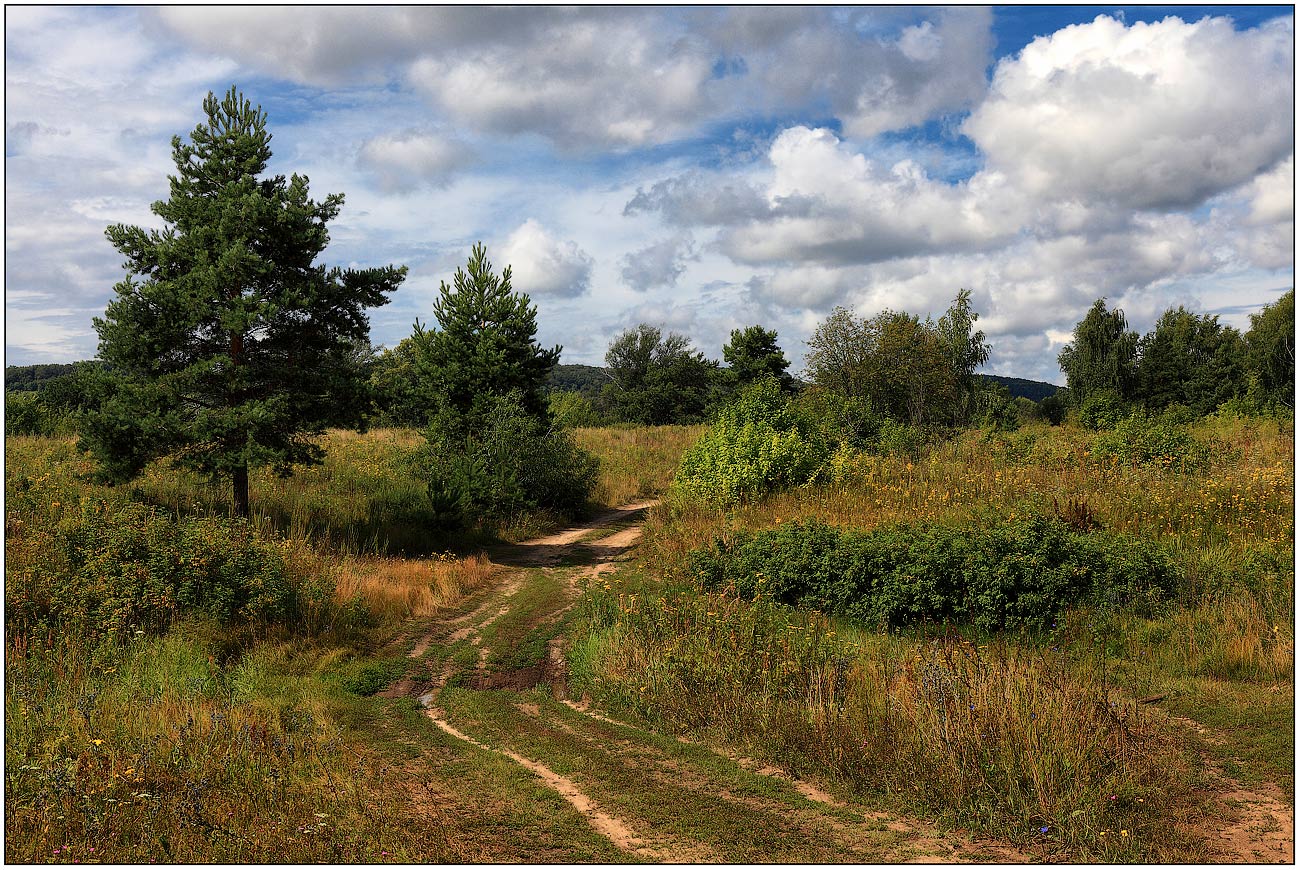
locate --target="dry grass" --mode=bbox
[575,424,705,506]
[332,552,496,622]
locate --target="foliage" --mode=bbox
[805,292,990,428]
[367,337,428,427]
[80,87,405,517]
[1134,306,1246,415]
[601,323,720,424]
[689,515,1177,632]
[1058,299,1139,405]
[421,390,597,529]
[548,390,604,428]
[1077,388,1130,430]
[721,325,795,393]
[409,243,560,432]
[547,363,610,398]
[1090,410,1219,470]
[8,498,305,644]
[673,378,828,508]
[1244,288,1295,409]
[795,387,885,450]
[973,382,1020,431]
[5,391,72,437]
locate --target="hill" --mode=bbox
[980,374,1061,402]
[548,363,609,398]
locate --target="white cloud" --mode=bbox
[153,7,996,150]
[356,129,474,192]
[497,220,594,299]
[963,14,1294,211]
[620,234,697,292]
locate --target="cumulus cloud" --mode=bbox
[356,129,474,192]
[154,7,996,150]
[498,220,594,299]
[619,234,697,292]
[963,14,1294,211]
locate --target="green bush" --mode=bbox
[548,390,604,428]
[1090,410,1213,470]
[10,500,299,641]
[1077,388,1129,430]
[5,391,72,437]
[796,388,884,449]
[422,390,598,529]
[873,418,923,457]
[689,515,1177,632]
[673,378,829,508]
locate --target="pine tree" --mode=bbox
[722,325,795,392]
[412,243,560,433]
[81,87,406,517]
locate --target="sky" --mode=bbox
[4,5,1295,383]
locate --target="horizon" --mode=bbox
[5,5,1294,383]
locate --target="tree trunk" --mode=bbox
[233,466,250,518]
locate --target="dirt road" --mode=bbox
[383,501,1031,863]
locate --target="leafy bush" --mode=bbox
[689,515,1177,632]
[9,499,299,641]
[421,390,598,529]
[1090,410,1214,470]
[873,417,924,457]
[548,390,604,428]
[5,391,72,436]
[1077,388,1129,430]
[795,388,885,449]
[673,378,829,508]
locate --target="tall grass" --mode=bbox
[570,415,1292,860]
[574,424,706,506]
[569,584,1195,861]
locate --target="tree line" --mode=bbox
[1056,293,1294,422]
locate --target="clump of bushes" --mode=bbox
[5,391,73,437]
[421,389,598,529]
[1090,409,1220,470]
[9,499,307,642]
[673,377,829,508]
[690,514,1177,632]
[1077,389,1130,431]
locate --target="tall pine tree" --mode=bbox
[81,87,406,516]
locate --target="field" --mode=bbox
[5,416,1293,862]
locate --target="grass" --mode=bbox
[568,414,1293,862]
[574,424,706,507]
[3,421,702,863]
[7,415,1291,862]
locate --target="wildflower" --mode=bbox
[1120,830,1129,837]
[1039,826,1049,834]
[92,739,104,746]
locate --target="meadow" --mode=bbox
[3,424,696,863]
[566,414,1295,861]
[4,414,1293,862]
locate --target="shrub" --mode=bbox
[548,390,604,428]
[1090,410,1214,470]
[673,378,829,508]
[5,391,72,437]
[873,418,923,457]
[1077,388,1129,430]
[10,499,299,641]
[421,390,598,529]
[796,388,884,449]
[690,515,1177,632]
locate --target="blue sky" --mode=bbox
[5,5,1294,383]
